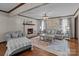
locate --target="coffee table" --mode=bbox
[39,34,55,43]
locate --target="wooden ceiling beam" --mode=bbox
[0,3,25,13]
[7,3,25,13]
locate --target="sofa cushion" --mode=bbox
[17,31,25,37]
[4,31,25,41]
[11,32,19,38]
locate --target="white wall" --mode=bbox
[70,17,75,38]
[8,15,38,35]
[0,12,9,42]
[0,12,22,42]
[0,12,38,42]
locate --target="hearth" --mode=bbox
[27,28,33,34]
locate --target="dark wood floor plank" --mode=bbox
[17,46,56,56]
[68,39,78,56]
[0,42,6,56]
[0,42,56,56]
[0,38,78,56]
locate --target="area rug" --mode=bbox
[31,36,70,56]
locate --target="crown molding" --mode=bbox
[73,8,79,16]
[18,14,38,20]
[49,15,73,19]
[0,3,25,13]
[7,3,25,13]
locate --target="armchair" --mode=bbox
[53,30,64,40]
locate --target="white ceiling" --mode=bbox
[10,3,44,15]
[0,3,19,11]
[20,3,79,19]
[0,3,79,19]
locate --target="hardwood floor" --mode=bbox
[0,38,78,56]
[0,42,6,56]
[68,38,78,56]
[0,42,56,56]
[17,46,56,56]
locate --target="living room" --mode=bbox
[0,3,78,56]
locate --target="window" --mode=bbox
[61,18,70,37]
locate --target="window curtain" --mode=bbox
[61,18,71,38]
[40,20,47,32]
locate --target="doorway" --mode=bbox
[75,16,78,39]
[74,16,78,55]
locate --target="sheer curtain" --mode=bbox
[40,20,47,32]
[61,18,71,38]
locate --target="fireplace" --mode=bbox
[27,28,33,34]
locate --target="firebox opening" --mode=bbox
[27,28,33,34]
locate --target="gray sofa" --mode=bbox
[4,31,25,41]
[4,31,32,56]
